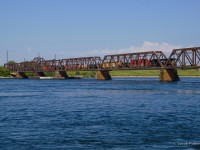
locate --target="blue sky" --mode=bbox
[0,0,200,64]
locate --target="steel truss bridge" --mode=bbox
[4,47,200,81]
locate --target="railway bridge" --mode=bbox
[4,47,200,81]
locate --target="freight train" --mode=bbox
[101,58,174,69]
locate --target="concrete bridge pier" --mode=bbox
[160,68,180,82]
[55,71,69,79]
[96,70,111,80]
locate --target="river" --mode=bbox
[0,78,200,149]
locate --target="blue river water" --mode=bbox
[0,77,200,150]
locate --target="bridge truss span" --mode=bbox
[101,51,168,70]
[5,56,103,72]
[168,47,200,69]
[53,56,102,71]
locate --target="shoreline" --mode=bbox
[112,76,200,78]
[1,76,200,79]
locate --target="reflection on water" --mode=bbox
[0,78,200,149]
[175,89,200,95]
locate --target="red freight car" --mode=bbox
[130,59,150,67]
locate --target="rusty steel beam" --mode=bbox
[168,47,200,69]
[5,56,102,72]
[42,56,102,72]
[61,56,102,71]
[101,51,168,70]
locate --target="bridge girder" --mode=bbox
[5,56,102,72]
[168,47,200,69]
[101,51,168,70]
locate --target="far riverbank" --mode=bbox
[1,69,200,78]
[112,76,200,78]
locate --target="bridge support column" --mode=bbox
[96,70,111,80]
[55,71,68,79]
[160,69,179,82]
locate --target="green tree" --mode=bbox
[0,66,10,77]
[7,60,16,64]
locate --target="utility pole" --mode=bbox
[55,54,56,60]
[6,49,8,63]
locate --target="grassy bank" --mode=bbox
[67,71,96,78]
[67,69,200,77]
[177,69,200,76]
[110,70,160,76]
[110,69,200,77]
[1,68,200,78]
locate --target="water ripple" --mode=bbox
[0,78,200,149]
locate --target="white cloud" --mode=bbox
[88,41,182,57]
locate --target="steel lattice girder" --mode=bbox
[168,47,200,68]
[101,51,168,70]
[5,56,103,72]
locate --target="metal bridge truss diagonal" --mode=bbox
[5,56,103,72]
[44,56,102,71]
[168,47,200,69]
[101,51,168,70]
